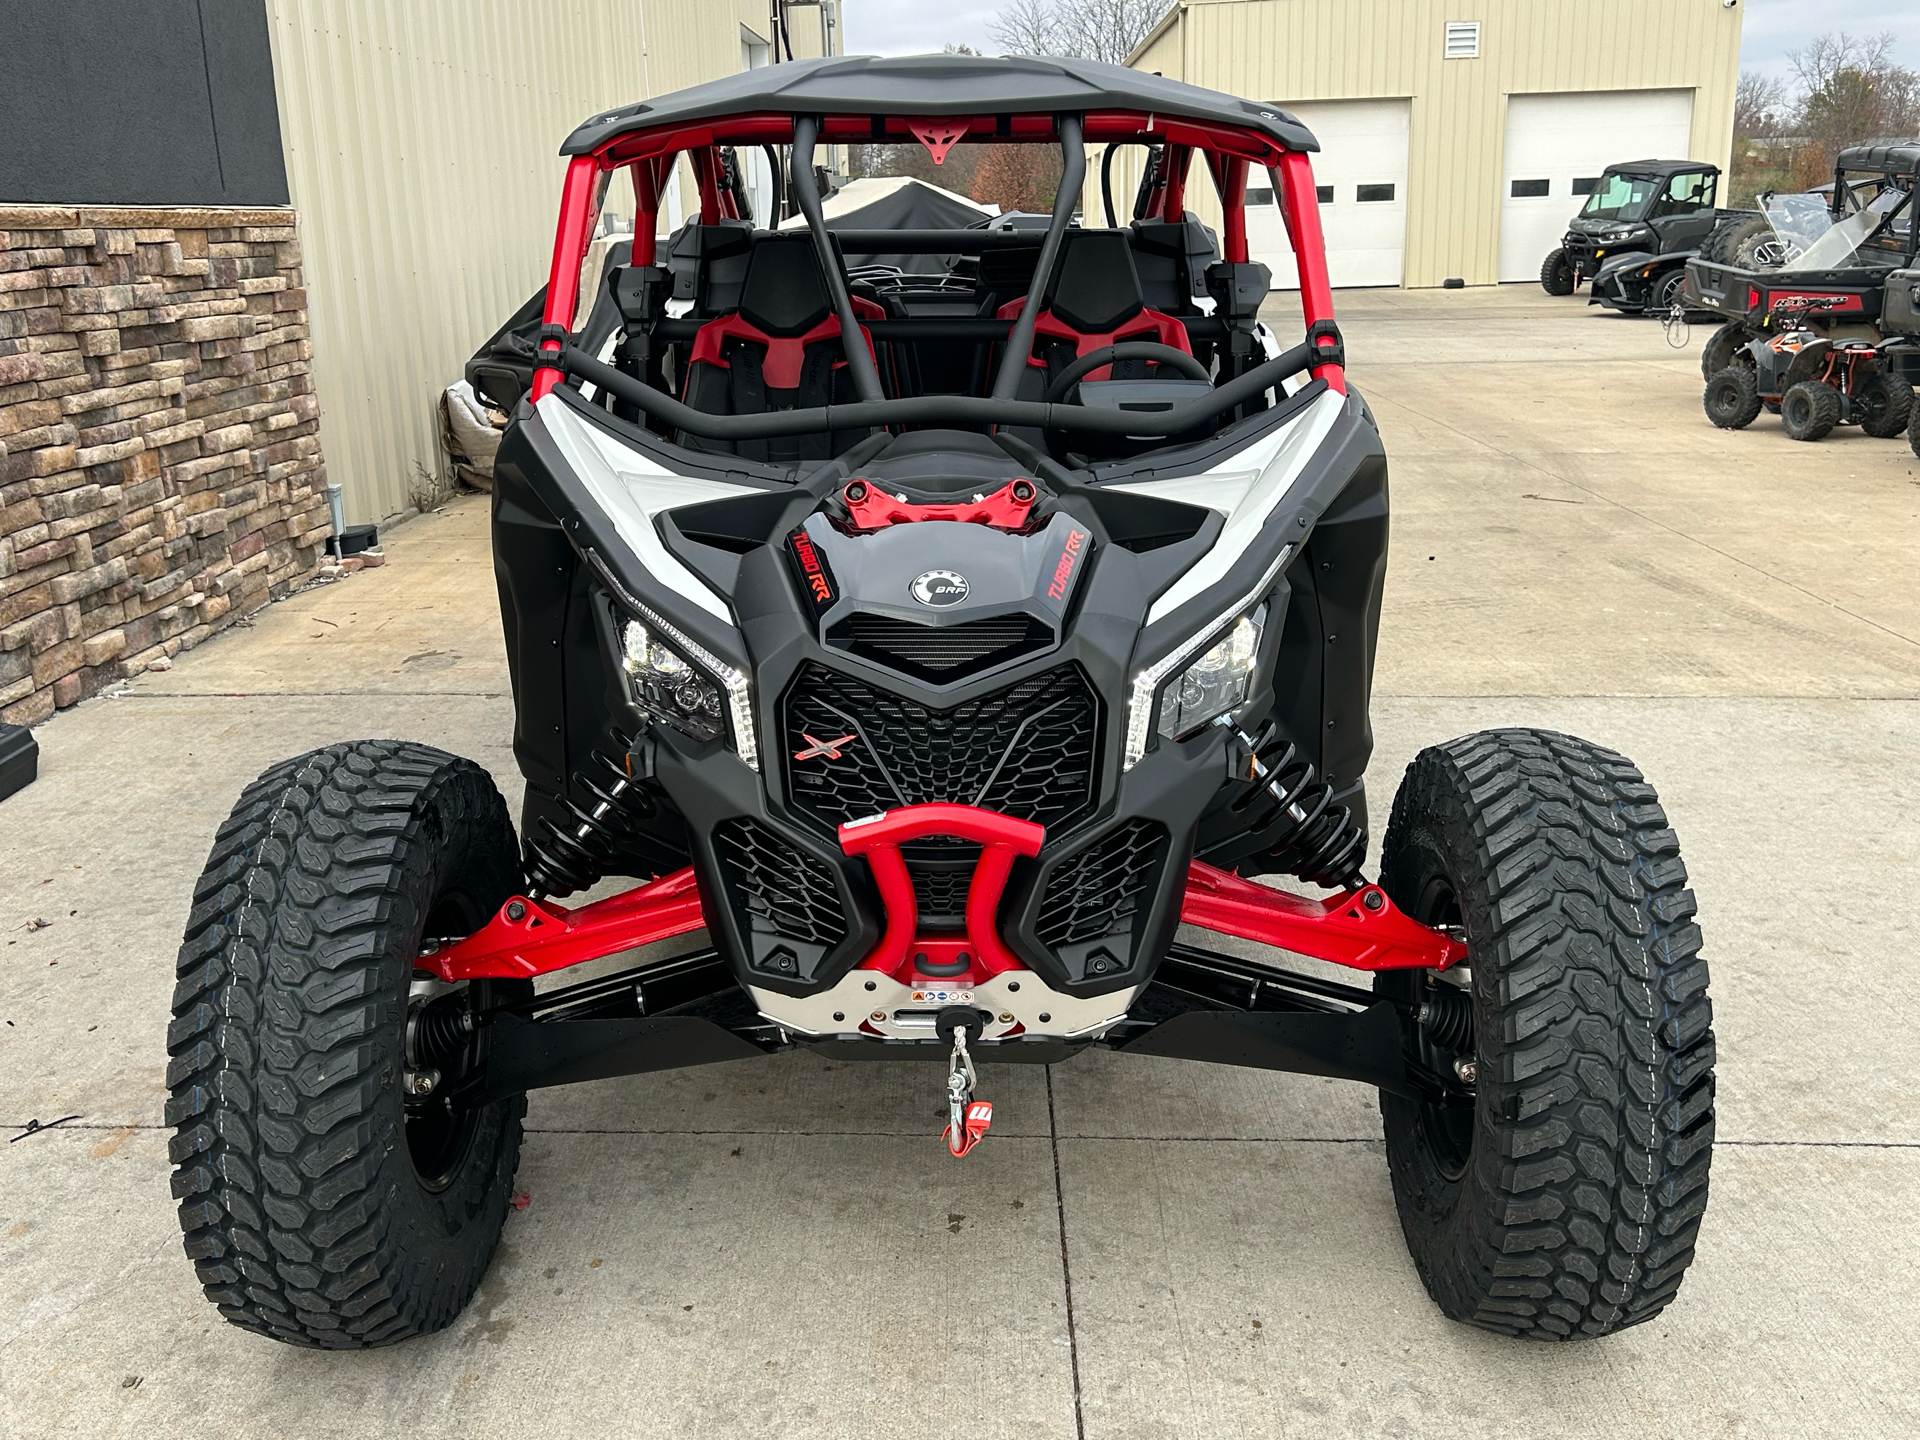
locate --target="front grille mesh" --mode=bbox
[1036,821,1167,948]
[906,844,979,924]
[712,818,844,946]
[783,662,1099,834]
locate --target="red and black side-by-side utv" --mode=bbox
[165,56,1715,1351]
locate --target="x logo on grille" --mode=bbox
[793,732,859,762]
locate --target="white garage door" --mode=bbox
[1247,98,1409,289]
[1498,89,1695,282]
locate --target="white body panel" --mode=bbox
[535,394,759,622]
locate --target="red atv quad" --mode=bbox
[166,56,1715,1349]
[1703,328,1915,440]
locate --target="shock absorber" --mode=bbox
[1220,721,1368,890]
[523,732,658,897]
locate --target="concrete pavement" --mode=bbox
[3,286,1916,1438]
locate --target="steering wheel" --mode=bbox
[1044,341,1212,404]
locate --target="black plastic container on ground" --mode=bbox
[336,523,379,557]
[0,723,38,803]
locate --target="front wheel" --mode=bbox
[1780,381,1840,441]
[1651,269,1687,314]
[1375,729,1714,1340]
[1703,366,1762,430]
[167,740,529,1347]
[1539,248,1576,296]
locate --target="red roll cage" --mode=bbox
[527,110,1344,405]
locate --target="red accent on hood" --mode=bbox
[841,478,1038,533]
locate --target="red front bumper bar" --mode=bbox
[424,805,1463,984]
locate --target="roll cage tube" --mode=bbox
[791,113,886,404]
[989,113,1087,401]
[530,110,1346,406]
[556,336,1324,438]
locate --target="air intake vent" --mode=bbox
[826,611,1054,681]
[1037,820,1168,949]
[713,818,845,947]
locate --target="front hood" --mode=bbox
[794,512,1092,633]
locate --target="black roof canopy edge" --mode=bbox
[560,54,1318,157]
[1835,143,1920,177]
[1599,159,1722,177]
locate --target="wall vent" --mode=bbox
[1444,21,1481,59]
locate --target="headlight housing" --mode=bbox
[1124,542,1290,771]
[619,609,758,770]
[1157,606,1265,740]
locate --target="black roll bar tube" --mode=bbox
[989,113,1087,402]
[789,114,886,405]
[558,338,1321,440]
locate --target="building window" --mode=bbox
[1356,183,1395,203]
[1316,184,1334,204]
[1444,21,1480,59]
[1510,178,1550,198]
[1245,186,1275,206]
[1572,176,1600,195]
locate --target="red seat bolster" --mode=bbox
[686,296,885,392]
[991,299,1192,382]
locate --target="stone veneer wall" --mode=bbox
[0,206,331,725]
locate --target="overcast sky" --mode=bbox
[841,1,1920,88]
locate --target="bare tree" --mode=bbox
[1733,70,1788,141]
[989,0,1060,58]
[990,0,1174,66]
[1788,31,1920,162]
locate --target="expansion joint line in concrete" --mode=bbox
[1045,1065,1088,1440]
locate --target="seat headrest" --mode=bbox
[1046,230,1146,334]
[737,236,833,337]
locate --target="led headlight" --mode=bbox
[1123,544,1291,771]
[1157,606,1265,740]
[619,608,759,770]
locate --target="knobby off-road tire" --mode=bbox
[1702,366,1762,430]
[1780,381,1841,441]
[1699,321,1756,381]
[167,740,528,1348]
[1540,248,1576,296]
[1700,213,1780,270]
[1374,730,1714,1340]
[1855,372,1914,439]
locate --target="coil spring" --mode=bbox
[1230,722,1368,889]
[524,732,657,897]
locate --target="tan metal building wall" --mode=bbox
[264,0,836,523]
[1125,0,1743,289]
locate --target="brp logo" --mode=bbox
[910,570,969,607]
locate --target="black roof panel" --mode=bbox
[1836,143,1920,177]
[1602,158,1719,177]
[561,54,1318,156]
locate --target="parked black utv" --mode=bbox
[1539,160,1743,314]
